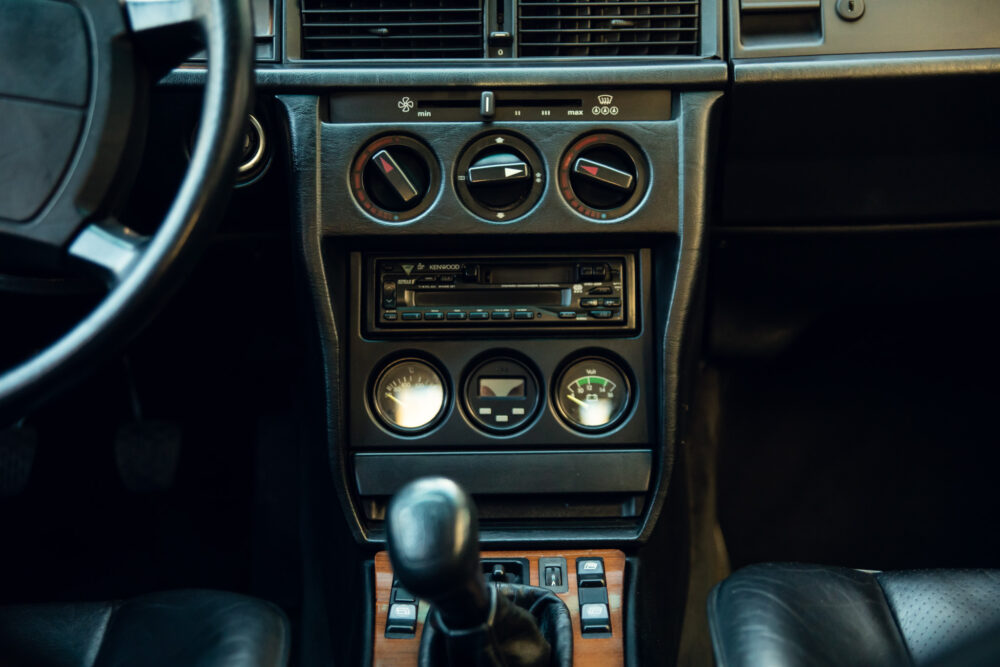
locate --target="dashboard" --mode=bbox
[1,0,998,665]
[154,0,1000,549]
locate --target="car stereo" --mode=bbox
[366,253,637,333]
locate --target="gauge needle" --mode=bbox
[385,393,405,407]
[566,394,588,409]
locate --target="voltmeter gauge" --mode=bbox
[372,359,447,434]
[555,357,631,432]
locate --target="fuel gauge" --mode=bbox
[555,357,631,432]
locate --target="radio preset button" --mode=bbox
[384,312,398,321]
[580,298,600,308]
[446,312,467,320]
[559,311,577,319]
[514,311,534,320]
[401,312,422,321]
[603,298,621,307]
[469,312,490,320]
[424,312,444,320]
[491,311,512,320]
[382,281,397,308]
[590,310,614,319]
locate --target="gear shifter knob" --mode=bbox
[386,477,491,630]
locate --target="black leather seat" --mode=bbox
[708,563,1000,667]
[0,589,289,667]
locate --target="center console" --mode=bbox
[280,81,721,665]
[282,86,721,544]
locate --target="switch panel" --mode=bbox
[576,557,612,637]
[576,557,607,587]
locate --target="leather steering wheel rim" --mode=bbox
[0,0,253,426]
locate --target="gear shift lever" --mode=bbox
[386,476,492,630]
[387,477,573,667]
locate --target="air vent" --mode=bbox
[300,0,484,60]
[518,0,700,57]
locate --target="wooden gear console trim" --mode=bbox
[373,548,626,666]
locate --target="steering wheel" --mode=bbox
[0,0,252,425]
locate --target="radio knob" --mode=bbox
[455,134,544,222]
[351,135,439,222]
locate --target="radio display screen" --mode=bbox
[409,289,571,308]
[488,265,576,284]
[478,378,526,398]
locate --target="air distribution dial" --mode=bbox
[559,133,647,220]
[351,135,440,222]
[455,133,545,222]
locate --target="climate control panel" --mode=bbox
[346,125,657,227]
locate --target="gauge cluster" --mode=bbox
[368,351,633,438]
[366,349,638,442]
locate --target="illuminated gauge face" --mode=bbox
[555,357,630,432]
[463,357,540,434]
[372,359,447,434]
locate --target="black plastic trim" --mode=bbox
[354,449,652,496]
[734,49,1000,83]
[163,62,729,89]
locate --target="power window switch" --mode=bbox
[576,558,606,587]
[544,566,563,587]
[580,603,611,635]
[386,603,417,635]
[392,585,416,603]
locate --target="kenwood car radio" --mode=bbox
[366,254,636,332]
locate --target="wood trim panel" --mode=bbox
[373,549,626,667]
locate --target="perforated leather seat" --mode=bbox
[708,563,1000,667]
[0,589,289,667]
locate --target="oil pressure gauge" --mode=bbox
[372,358,447,434]
[555,357,631,432]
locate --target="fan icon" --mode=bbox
[397,96,414,112]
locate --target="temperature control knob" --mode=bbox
[351,135,439,222]
[455,133,544,222]
[560,133,647,220]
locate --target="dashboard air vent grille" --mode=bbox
[518,0,699,57]
[300,0,484,60]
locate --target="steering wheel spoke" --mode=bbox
[69,220,149,287]
[125,0,210,76]
[0,0,253,425]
